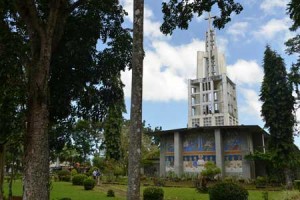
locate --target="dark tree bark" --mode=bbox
[0,144,5,200]
[15,1,68,199]
[127,0,144,199]
[284,168,293,190]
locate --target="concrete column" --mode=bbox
[159,137,166,177]
[244,133,255,179]
[188,80,192,128]
[214,129,224,177]
[174,132,183,176]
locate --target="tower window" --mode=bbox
[214,92,218,101]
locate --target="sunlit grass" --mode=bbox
[3,180,300,200]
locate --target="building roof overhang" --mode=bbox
[155,125,268,136]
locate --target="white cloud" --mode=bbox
[253,18,290,40]
[120,0,167,40]
[144,12,167,40]
[226,22,249,37]
[195,14,205,23]
[122,39,205,102]
[216,36,228,55]
[260,0,288,13]
[227,60,263,86]
[239,88,262,119]
[120,0,133,21]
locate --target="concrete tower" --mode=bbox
[188,14,238,127]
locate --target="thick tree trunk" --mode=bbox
[127,0,144,200]
[23,41,51,200]
[284,167,293,190]
[0,144,6,200]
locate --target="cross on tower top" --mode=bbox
[204,12,216,31]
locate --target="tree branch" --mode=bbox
[16,0,45,37]
[46,0,62,37]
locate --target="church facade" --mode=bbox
[158,15,267,179]
[158,126,267,179]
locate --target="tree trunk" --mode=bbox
[23,40,51,200]
[8,160,14,200]
[127,0,144,200]
[284,167,293,190]
[0,144,6,200]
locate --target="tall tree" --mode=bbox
[260,46,295,189]
[13,2,88,199]
[1,1,132,199]
[286,1,300,128]
[102,100,124,161]
[127,1,243,199]
[127,0,144,199]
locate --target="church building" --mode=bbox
[158,15,267,179]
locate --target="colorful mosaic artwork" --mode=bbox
[183,133,215,152]
[165,156,174,172]
[224,132,243,173]
[224,132,241,151]
[224,155,243,173]
[183,155,216,173]
[165,136,174,152]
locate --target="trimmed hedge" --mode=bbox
[83,178,96,190]
[107,189,115,197]
[57,170,71,182]
[72,174,87,185]
[143,187,164,200]
[209,182,248,200]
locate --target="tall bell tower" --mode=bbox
[188,13,238,127]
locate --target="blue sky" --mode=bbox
[119,0,300,145]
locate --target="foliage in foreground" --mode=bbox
[107,189,115,197]
[72,174,87,186]
[57,170,71,182]
[143,187,164,200]
[83,178,96,190]
[209,182,248,200]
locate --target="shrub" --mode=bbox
[256,176,267,187]
[57,198,72,200]
[143,187,164,200]
[113,165,123,177]
[209,182,248,200]
[103,174,116,183]
[294,180,300,191]
[71,169,78,177]
[201,161,221,180]
[87,167,99,177]
[194,177,208,193]
[83,178,96,190]
[57,170,71,182]
[152,177,165,187]
[72,174,87,185]
[107,189,115,197]
[223,176,241,183]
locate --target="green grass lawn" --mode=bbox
[3,180,300,200]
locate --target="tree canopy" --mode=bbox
[0,0,132,199]
[160,0,243,35]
